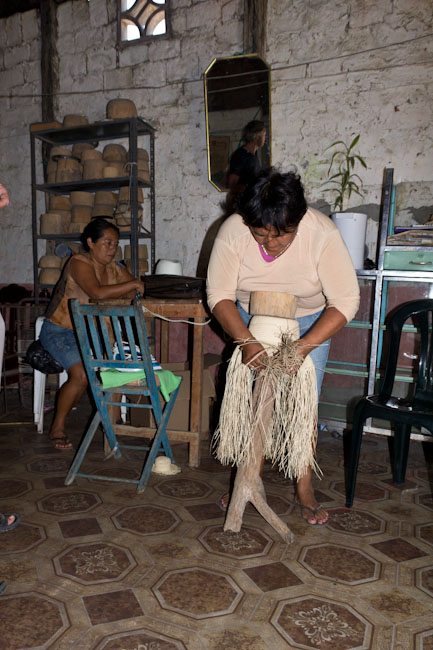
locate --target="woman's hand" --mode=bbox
[0,183,10,210]
[241,339,266,369]
[133,279,145,295]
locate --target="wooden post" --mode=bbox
[243,0,268,57]
[40,0,59,182]
[224,292,296,543]
[224,375,294,543]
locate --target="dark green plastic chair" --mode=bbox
[65,299,181,492]
[346,299,433,507]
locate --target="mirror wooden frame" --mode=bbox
[204,53,271,192]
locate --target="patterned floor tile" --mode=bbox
[371,537,428,562]
[1,390,432,648]
[0,592,69,649]
[38,490,102,515]
[200,625,271,649]
[299,543,380,585]
[54,541,136,584]
[0,477,32,497]
[83,589,143,624]
[185,502,225,520]
[327,507,385,536]
[58,517,103,538]
[364,587,431,623]
[0,522,46,555]
[112,504,180,535]
[271,595,371,650]
[91,629,187,649]
[153,567,243,618]
[243,561,302,591]
[199,525,273,558]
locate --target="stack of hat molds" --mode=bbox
[63,114,88,128]
[125,243,149,276]
[92,191,117,220]
[106,98,137,119]
[38,254,62,285]
[115,185,144,231]
[102,144,128,178]
[81,148,106,180]
[70,191,94,232]
[41,192,72,235]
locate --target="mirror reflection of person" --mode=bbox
[226,120,267,192]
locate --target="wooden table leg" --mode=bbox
[189,315,203,433]
[160,320,169,364]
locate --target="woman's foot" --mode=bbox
[50,430,73,450]
[220,492,230,509]
[296,502,328,526]
[0,513,20,533]
[296,474,328,526]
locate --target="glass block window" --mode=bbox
[118,0,170,44]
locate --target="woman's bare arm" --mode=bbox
[212,299,266,368]
[70,258,144,300]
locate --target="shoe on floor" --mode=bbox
[0,513,20,533]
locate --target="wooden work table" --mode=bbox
[94,297,208,467]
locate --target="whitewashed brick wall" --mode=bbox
[0,0,431,283]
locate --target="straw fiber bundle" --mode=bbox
[214,315,320,480]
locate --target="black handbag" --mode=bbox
[24,339,64,374]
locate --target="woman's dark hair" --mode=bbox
[80,218,119,251]
[242,120,265,143]
[238,168,307,233]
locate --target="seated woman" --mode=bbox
[206,168,360,525]
[40,218,144,449]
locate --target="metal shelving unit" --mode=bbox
[30,117,155,298]
[319,168,433,439]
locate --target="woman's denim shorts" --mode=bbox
[39,319,82,371]
[236,302,330,397]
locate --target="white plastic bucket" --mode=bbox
[331,212,367,270]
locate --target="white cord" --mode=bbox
[142,305,212,326]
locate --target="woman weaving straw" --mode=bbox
[206,168,360,526]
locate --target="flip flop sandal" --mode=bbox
[296,502,329,527]
[0,581,6,595]
[0,512,20,533]
[50,436,73,450]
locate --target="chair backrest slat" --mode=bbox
[380,299,433,407]
[70,299,161,400]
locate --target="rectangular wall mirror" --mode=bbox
[204,54,271,192]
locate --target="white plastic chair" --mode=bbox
[0,312,5,391]
[34,317,68,433]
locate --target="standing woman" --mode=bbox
[40,218,144,449]
[207,168,360,525]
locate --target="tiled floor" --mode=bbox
[0,387,432,650]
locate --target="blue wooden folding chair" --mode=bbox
[65,299,182,492]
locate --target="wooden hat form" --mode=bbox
[250,291,297,319]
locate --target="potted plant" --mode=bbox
[322,134,368,270]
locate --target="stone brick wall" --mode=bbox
[0,0,431,284]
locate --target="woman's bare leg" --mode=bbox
[49,361,88,448]
[296,466,328,524]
